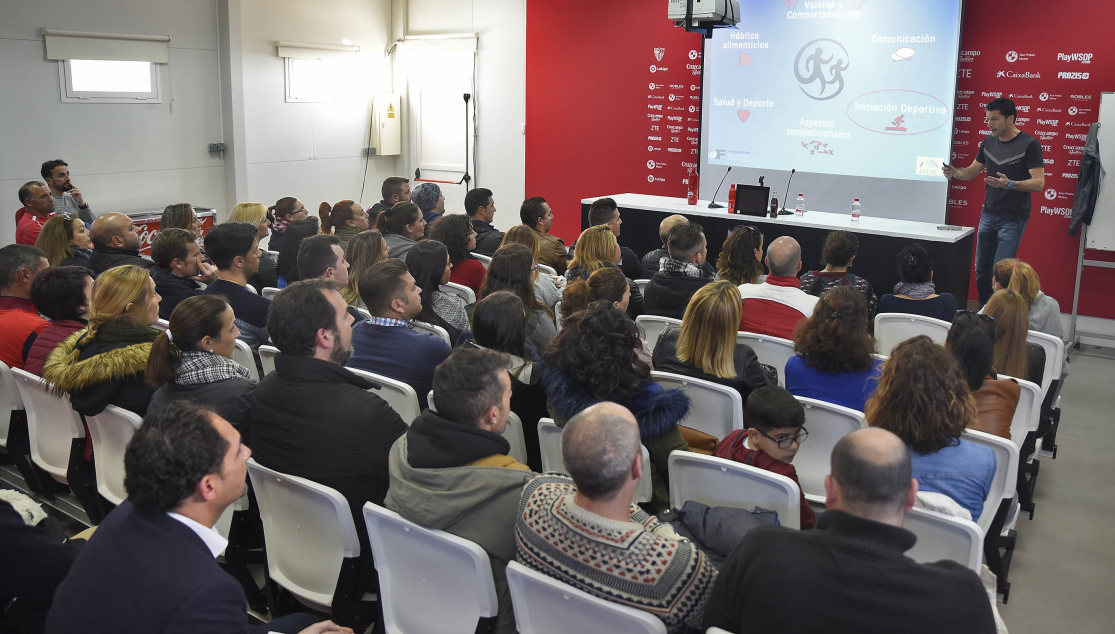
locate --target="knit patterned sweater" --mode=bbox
[515,474,715,632]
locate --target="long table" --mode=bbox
[580,194,975,300]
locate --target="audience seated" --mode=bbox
[385,347,533,634]
[482,244,557,352]
[877,242,956,322]
[984,288,1046,385]
[716,224,765,286]
[640,214,688,278]
[45,402,338,634]
[15,181,56,246]
[297,234,359,322]
[500,225,561,311]
[580,197,642,279]
[41,159,94,225]
[462,291,547,471]
[653,280,768,404]
[275,217,320,287]
[250,280,407,583]
[515,402,715,632]
[377,202,425,260]
[520,196,568,275]
[566,224,644,318]
[150,228,217,320]
[432,213,487,294]
[737,236,818,338]
[340,229,387,309]
[410,181,444,231]
[229,202,278,290]
[44,264,161,417]
[947,311,1020,440]
[465,187,505,256]
[704,427,996,634]
[0,495,83,633]
[147,295,256,438]
[319,200,369,253]
[799,230,878,322]
[561,266,631,317]
[35,213,92,267]
[644,221,714,319]
[265,196,309,254]
[87,213,153,276]
[865,336,995,520]
[159,202,204,236]
[0,245,50,370]
[993,258,1062,339]
[202,222,271,363]
[713,386,815,529]
[347,259,451,411]
[26,266,93,376]
[541,302,690,511]
[368,176,411,218]
[785,286,883,411]
[405,240,471,342]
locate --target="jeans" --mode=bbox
[975,213,1028,306]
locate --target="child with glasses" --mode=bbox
[713,385,815,529]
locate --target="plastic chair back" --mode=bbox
[903,506,984,574]
[348,367,421,424]
[505,561,667,634]
[792,397,865,503]
[440,282,476,304]
[84,405,143,505]
[355,306,372,321]
[259,345,280,377]
[634,279,651,295]
[873,313,951,356]
[363,503,498,633]
[537,262,557,277]
[635,315,681,351]
[214,494,249,540]
[667,452,801,530]
[471,253,491,269]
[1026,330,1064,397]
[537,418,650,502]
[232,339,260,382]
[502,412,529,466]
[735,331,795,386]
[651,371,742,440]
[0,360,24,448]
[413,320,452,346]
[246,459,360,609]
[962,429,1019,534]
[262,287,281,300]
[245,283,258,295]
[12,368,84,479]
[997,374,1041,446]
[153,319,169,331]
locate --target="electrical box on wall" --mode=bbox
[371,93,402,156]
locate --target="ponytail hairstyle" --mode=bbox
[983,289,1030,379]
[895,242,933,283]
[375,202,422,236]
[268,196,300,223]
[146,295,232,388]
[993,258,1041,308]
[792,285,875,373]
[85,265,155,345]
[561,266,628,317]
[677,281,743,379]
[319,200,359,235]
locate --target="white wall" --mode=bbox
[0,0,225,243]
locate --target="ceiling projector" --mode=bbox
[668,0,741,27]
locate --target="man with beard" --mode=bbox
[150,228,218,319]
[88,213,154,275]
[41,159,95,225]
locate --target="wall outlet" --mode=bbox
[208,142,226,152]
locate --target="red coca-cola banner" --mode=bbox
[130,210,216,257]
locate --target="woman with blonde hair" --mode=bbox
[865,335,995,520]
[653,280,768,402]
[319,199,369,252]
[229,202,277,290]
[983,288,1045,384]
[565,224,643,317]
[501,225,561,310]
[35,213,93,267]
[991,258,1062,338]
[341,230,388,307]
[43,264,162,418]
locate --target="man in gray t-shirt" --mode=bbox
[41,159,95,226]
[943,97,1045,305]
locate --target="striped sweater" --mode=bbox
[514,474,715,632]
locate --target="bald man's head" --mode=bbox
[90,212,140,250]
[765,236,802,277]
[562,402,641,500]
[829,427,913,516]
[659,214,688,245]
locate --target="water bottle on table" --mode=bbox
[851,198,861,222]
[795,193,805,217]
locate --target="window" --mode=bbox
[59,59,162,103]
[284,57,353,103]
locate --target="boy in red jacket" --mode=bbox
[713,385,815,529]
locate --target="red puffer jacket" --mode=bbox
[24,320,86,376]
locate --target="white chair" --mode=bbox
[153,319,169,331]
[440,282,476,304]
[258,345,280,377]
[667,452,801,529]
[0,360,24,448]
[262,286,281,301]
[962,429,1019,535]
[651,371,743,440]
[502,412,529,466]
[413,320,452,346]
[84,405,143,505]
[537,262,557,277]
[11,368,85,482]
[246,459,361,612]
[267,250,279,259]
[1026,330,1064,397]
[792,397,865,503]
[245,283,258,295]
[471,253,491,269]
[232,339,260,382]
[505,561,667,634]
[706,629,733,634]
[903,506,984,574]
[213,493,249,541]
[634,279,651,295]
[736,331,795,386]
[348,368,421,424]
[537,418,651,504]
[999,375,1041,448]
[356,306,372,321]
[427,390,436,411]
[363,503,498,634]
[873,312,951,356]
[635,315,681,351]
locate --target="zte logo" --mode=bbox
[956,103,968,110]
[1056,53,1093,64]
[1058,72,1090,79]
[1041,145,1052,152]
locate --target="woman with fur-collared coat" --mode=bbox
[43,265,163,418]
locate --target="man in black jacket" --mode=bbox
[703,427,997,634]
[150,228,218,319]
[466,187,505,256]
[87,213,154,277]
[0,498,82,632]
[643,221,714,319]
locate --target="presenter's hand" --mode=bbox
[985,174,1010,189]
[941,164,958,179]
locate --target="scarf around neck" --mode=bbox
[271,214,292,235]
[92,320,162,344]
[659,257,709,278]
[176,350,253,385]
[893,281,936,299]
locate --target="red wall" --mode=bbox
[526,0,1115,318]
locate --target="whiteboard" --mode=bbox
[406,46,475,175]
[1085,92,1114,251]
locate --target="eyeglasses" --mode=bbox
[530,264,539,272]
[757,427,809,450]
[955,309,997,324]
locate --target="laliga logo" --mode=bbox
[654,48,665,62]
[1005,51,1018,62]
[1044,189,1057,200]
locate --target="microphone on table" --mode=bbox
[778,168,797,215]
[707,166,733,209]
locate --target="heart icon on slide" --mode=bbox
[739,52,752,66]
[737,110,751,123]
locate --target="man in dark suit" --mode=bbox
[45,402,347,634]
